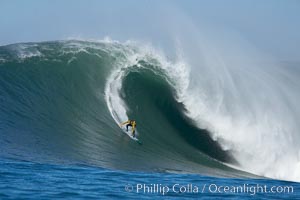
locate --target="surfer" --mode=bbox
[120,120,136,137]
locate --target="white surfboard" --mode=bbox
[121,127,142,144]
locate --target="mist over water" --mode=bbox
[173,32,300,181]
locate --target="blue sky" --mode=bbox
[0,0,299,60]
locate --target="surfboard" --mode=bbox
[121,127,142,145]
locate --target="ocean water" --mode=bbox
[0,40,300,199]
[0,158,299,199]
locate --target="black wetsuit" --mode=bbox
[126,123,132,131]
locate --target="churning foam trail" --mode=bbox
[104,42,139,125]
[173,41,300,181]
[103,39,300,182]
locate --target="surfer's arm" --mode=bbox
[119,120,130,127]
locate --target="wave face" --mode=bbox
[0,40,299,181]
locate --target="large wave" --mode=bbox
[0,40,299,182]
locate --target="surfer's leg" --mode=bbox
[126,124,132,131]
